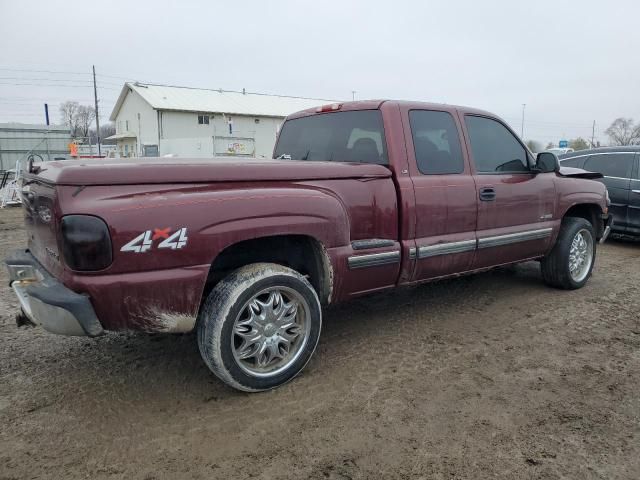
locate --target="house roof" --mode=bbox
[109,82,334,121]
[0,123,69,133]
[104,132,137,140]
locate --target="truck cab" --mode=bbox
[275,101,609,295]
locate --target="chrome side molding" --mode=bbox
[351,238,396,250]
[348,227,553,269]
[477,228,552,249]
[418,239,476,258]
[348,251,401,269]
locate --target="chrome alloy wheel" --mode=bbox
[231,287,311,378]
[569,228,593,283]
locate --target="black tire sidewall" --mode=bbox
[216,271,321,391]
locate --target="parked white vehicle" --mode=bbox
[546,147,574,156]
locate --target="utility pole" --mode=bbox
[520,103,526,138]
[591,120,596,147]
[92,65,101,156]
[352,90,356,101]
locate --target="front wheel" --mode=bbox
[197,263,322,392]
[541,217,596,290]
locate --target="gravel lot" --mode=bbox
[1,206,639,480]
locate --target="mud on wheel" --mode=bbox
[541,217,596,290]
[197,263,322,392]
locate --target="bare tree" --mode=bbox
[605,118,640,146]
[569,137,589,151]
[545,141,555,150]
[525,140,542,153]
[59,101,80,137]
[75,105,96,140]
[89,123,116,144]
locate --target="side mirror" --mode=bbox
[535,152,559,173]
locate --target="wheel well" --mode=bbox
[564,204,603,238]
[205,235,332,305]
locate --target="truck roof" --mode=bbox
[287,99,496,120]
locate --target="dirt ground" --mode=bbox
[1,206,639,480]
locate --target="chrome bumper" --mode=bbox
[5,250,103,337]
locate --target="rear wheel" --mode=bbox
[197,263,322,392]
[541,217,596,289]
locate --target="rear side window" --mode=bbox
[409,110,464,174]
[465,116,529,173]
[560,156,587,168]
[274,110,388,165]
[584,153,634,178]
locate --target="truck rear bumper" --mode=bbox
[5,250,104,337]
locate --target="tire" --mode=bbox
[197,263,322,392]
[541,217,596,290]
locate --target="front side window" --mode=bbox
[584,153,634,178]
[465,116,529,173]
[274,110,388,165]
[409,110,464,174]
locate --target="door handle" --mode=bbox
[479,187,496,201]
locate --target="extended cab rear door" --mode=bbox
[400,106,478,281]
[458,112,557,269]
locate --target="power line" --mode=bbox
[0,98,115,104]
[0,67,90,75]
[0,76,92,82]
[0,81,121,90]
[503,116,594,128]
[0,95,115,101]
[0,76,123,87]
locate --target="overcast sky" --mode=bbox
[1,0,638,145]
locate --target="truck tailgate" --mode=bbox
[21,179,65,279]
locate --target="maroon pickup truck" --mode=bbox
[6,100,612,392]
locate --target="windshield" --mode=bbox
[274,110,388,165]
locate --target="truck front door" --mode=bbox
[460,114,557,269]
[402,107,478,281]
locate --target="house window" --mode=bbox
[254,118,260,124]
[125,120,129,131]
[198,115,210,125]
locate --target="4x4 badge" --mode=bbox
[121,227,188,253]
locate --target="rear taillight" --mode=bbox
[60,215,113,271]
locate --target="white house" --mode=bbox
[107,83,329,159]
